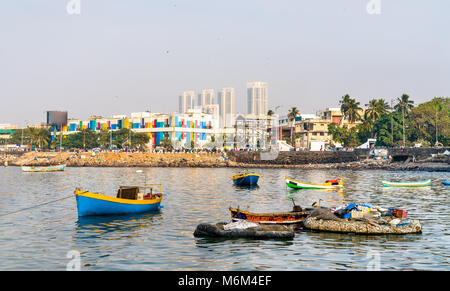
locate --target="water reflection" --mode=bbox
[0,166,448,270]
[233,185,260,191]
[75,212,162,240]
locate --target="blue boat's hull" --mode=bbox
[76,193,161,217]
[233,175,259,186]
[443,181,450,186]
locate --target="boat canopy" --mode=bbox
[117,185,162,200]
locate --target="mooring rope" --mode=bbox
[0,195,74,218]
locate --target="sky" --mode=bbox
[1,0,449,126]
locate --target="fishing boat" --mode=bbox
[74,184,163,217]
[229,206,313,225]
[285,176,343,189]
[382,180,431,187]
[21,164,66,172]
[232,171,260,186]
[442,181,450,186]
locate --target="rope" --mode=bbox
[0,195,74,218]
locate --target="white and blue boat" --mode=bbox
[74,185,163,217]
[232,171,260,186]
[21,164,66,172]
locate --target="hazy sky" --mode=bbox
[1,0,449,126]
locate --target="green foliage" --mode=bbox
[59,129,99,149]
[339,94,362,124]
[372,112,404,146]
[9,127,51,149]
[327,123,360,147]
[111,128,149,150]
[160,136,173,150]
[408,97,450,146]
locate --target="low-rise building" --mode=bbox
[294,107,364,149]
[60,109,219,149]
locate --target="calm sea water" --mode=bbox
[0,166,448,270]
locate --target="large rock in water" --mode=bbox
[193,222,295,239]
[303,217,422,234]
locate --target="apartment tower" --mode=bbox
[197,89,215,108]
[217,88,235,128]
[247,82,268,116]
[179,91,195,113]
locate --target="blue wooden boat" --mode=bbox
[443,181,450,186]
[232,172,260,186]
[74,185,162,217]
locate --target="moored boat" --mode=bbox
[285,176,343,189]
[74,185,163,217]
[232,172,260,186]
[442,181,450,186]
[229,206,313,224]
[21,164,66,172]
[382,180,431,187]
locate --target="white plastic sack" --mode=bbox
[223,220,259,230]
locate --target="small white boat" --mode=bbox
[21,164,66,172]
[382,180,431,187]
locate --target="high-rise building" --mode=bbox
[179,91,195,113]
[217,88,235,128]
[247,82,268,116]
[197,89,215,108]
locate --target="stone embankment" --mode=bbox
[1,149,448,171]
[2,151,229,168]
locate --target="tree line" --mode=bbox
[328,94,449,147]
[8,128,150,151]
[277,94,449,148]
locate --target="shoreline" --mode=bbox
[1,151,449,172]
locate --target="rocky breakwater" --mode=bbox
[10,151,230,168]
[7,152,73,167]
[226,150,450,171]
[228,150,359,165]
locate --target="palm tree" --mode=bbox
[365,98,390,124]
[287,107,300,148]
[394,94,414,146]
[339,94,352,116]
[267,109,274,116]
[340,95,362,124]
[364,99,379,124]
[35,128,50,149]
[26,127,40,149]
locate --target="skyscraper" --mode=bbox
[197,89,215,108]
[247,82,268,116]
[179,91,195,113]
[217,88,235,128]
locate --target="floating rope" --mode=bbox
[0,195,74,218]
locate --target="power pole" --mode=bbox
[59,124,62,152]
[435,101,439,146]
[402,106,405,147]
[390,99,394,145]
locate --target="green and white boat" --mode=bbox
[286,176,343,189]
[382,180,431,187]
